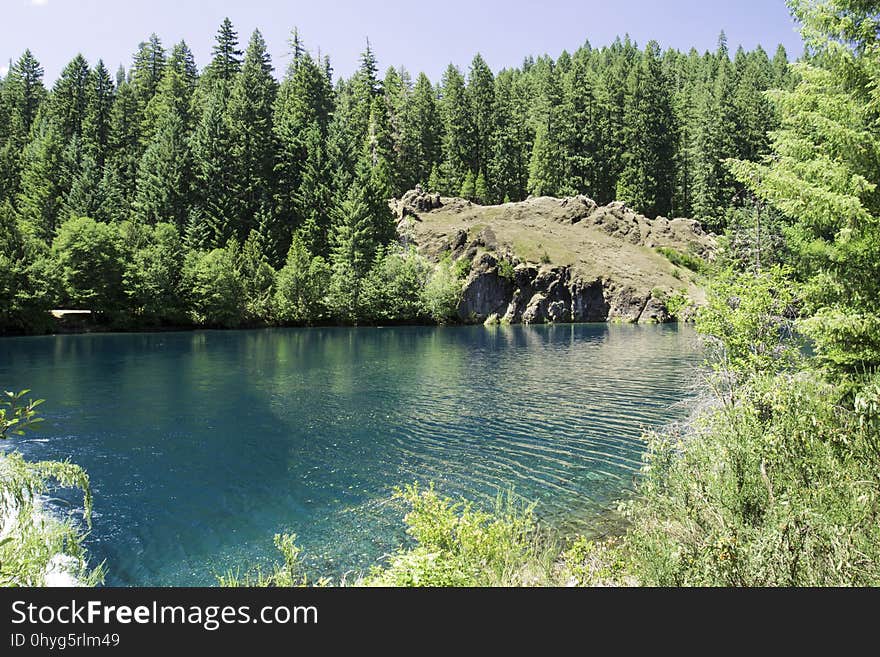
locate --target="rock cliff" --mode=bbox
[392,190,715,324]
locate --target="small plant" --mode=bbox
[656,247,704,273]
[540,251,552,265]
[497,258,515,281]
[453,257,472,281]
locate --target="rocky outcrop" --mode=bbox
[395,190,715,325]
[457,257,670,325]
[457,253,515,321]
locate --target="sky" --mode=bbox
[0,0,805,83]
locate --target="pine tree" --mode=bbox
[460,170,475,200]
[527,62,565,197]
[561,50,599,196]
[489,70,528,203]
[366,95,395,199]
[383,66,414,195]
[615,41,677,217]
[50,55,91,143]
[329,182,378,321]
[474,170,488,204]
[468,54,495,186]
[273,32,335,239]
[131,34,166,118]
[439,64,474,194]
[691,40,739,229]
[133,110,191,227]
[407,73,441,188]
[101,76,142,222]
[293,123,334,260]
[16,114,66,239]
[202,18,243,88]
[228,29,278,241]
[189,87,236,247]
[594,37,638,203]
[427,163,442,193]
[732,47,776,163]
[81,60,115,166]
[0,50,46,203]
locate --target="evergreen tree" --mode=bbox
[228,29,278,241]
[691,40,739,229]
[202,18,243,88]
[561,50,599,196]
[294,123,334,259]
[101,77,142,222]
[406,73,441,188]
[474,170,488,204]
[527,62,565,197]
[133,110,191,227]
[131,34,166,118]
[439,64,474,194]
[16,114,66,239]
[273,32,335,243]
[0,50,46,203]
[489,70,528,203]
[460,170,475,200]
[467,54,495,185]
[189,88,236,247]
[81,60,115,166]
[615,41,677,217]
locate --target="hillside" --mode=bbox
[393,190,715,324]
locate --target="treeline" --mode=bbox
[0,19,789,332]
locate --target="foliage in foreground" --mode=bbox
[0,391,102,587]
[222,484,562,588]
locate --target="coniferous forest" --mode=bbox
[0,20,791,333]
[4,0,880,592]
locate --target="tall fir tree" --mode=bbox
[0,50,46,203]
[467,54,495,187]
[188,87,236,248]
[615,41,677,217]
[439,63,474,194]
[228,29,278,241]
[202,18,243,89]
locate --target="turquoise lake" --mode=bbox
[0,324,701,586]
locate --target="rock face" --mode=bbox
[394,190,715,325]
[457,253,514,321]
[456,258,669,325]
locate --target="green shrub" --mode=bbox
[274,235,330,325]
[182,246,247,328]
[656,247,704,273]
[497,258,515,281]
[622,371,880,586]
[422,256,463,323]
[361,246,433,323]
[359,484,555,587]
[1,391,102,587]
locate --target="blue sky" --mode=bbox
[1,0,804,83]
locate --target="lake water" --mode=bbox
[0,324,701,586]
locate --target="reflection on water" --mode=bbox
[0,324,701,585]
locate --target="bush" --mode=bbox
[122,222,188,325]
[361,246,433,323]
[274,235,331,325]
[360,484,555,587]
[656,247,704,273]
[182,247,247,328]
[422,255,463,323]
[1,391,102,586]
[696,266,801,375]
[622,371,880,586]
[52,216,126,314]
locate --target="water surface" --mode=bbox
[0,324,700,585]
